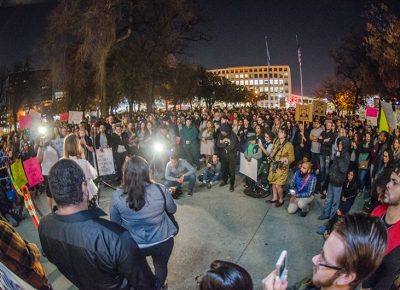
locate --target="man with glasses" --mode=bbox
[362,164,400,289]
[262,213,388,290]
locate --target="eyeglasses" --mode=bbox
[317,251,343,272]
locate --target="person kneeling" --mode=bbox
[165,154,196,196]
[199,154,221,189]
[288,161,317,217]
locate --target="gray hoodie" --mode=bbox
[329,137,350,187]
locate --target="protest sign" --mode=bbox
[295,104,313,122]
[366,106,378,126]
[60,112,69,122]
[19,115,32,129]
[239,152,258,181]
[312,100,327,117]
[68,111,83,124]
[10,160,28,190]
[23,157,44,187]
[381,101,396,130]
[358,106,366,121]
[96,148,115,176]
[51,138,64,158]
[396,106,400,126]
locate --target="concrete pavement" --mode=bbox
[15,175,363,289]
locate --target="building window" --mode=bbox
[244,80,249,85]
[249,80,254,85]
[279,74,283,78]
[244,74,248,78]
[235,74,239,78]
[279,68,282,71]
[240,74,244,78]
[260,87,264,92]
[285,89,289,93]
[235,70,238,73]
[254,80,259,85]
[274,87,278,92]
[274,68,277,71]
[284,68,287,71]
[264,68,267,71]
[279,80,284,85]
[254,73,258,78]
[249,68,253,72]
[274,80,278,85]
[240,70,243,73]
[235,81,239,85]
[240,80,244,85]
[259,79,264,84]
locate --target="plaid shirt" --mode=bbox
[0,217,51,290]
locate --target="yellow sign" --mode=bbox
[312,100,327,117]
[10,159,28,193]
[295,104,313,122]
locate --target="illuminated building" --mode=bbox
[208,65,292,108]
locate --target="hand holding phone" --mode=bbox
[276,250,287,282]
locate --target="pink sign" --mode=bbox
[366,106,379,117]
[23,157,44,187]
[19,115,32,129]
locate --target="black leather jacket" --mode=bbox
[38,208,156,290]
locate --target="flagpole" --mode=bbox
[296,35,304,104]
[265,36,271,108]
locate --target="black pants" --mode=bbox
[221,155,236,187]
[114,151,128,179]
[140,237,174,287]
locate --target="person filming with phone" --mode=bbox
[262,213,388,290]
[287,161,317,217]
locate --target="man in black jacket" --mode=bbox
[39,159,156,290]
[217,123,238,192]
[318,121,335,190]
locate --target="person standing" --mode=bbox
[217,123,238,192]
[319,137,350,220]
[309,119,323,186]
[112,124,129,181]
[267,128,295,207]
[180,118,200,168]
[199,120,215,164]
[39,159,156,290]
[318,121,335,188]
[110,156,177,289]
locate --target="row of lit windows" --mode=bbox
[227,73,289,79]
[214,66,289,74]
[234,79,287,86]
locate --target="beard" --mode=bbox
[312,267,340,288]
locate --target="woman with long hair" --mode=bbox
[110,156,177,289]
[392,137,400,161]
[199,120,215,163]
[267,128,295,207]
[63,134,98,205]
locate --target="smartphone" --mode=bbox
[276,250,287,281]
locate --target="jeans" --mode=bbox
[202,171,220,183]
[319,155,331,185]
[165,174,196,192]
[358,169,369,193]
[140,237,174,287]
[323,183,342,218]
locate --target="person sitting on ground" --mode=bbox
[199,154,221,189]
[0,215,51,290]
[197,260,253,290]
[262,213,388,290]
[165,153,196,196]
[288,161,317,217]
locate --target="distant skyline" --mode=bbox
[1,1,398,97]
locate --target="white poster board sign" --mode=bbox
[68,111,83,124]
[51,138,64,158]
[96,148,115,176]
[358,106,366,121]
[239,152,258,181]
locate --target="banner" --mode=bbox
[379,108,389,133]
[60,112,69,122]
[312,100,327,117]
[295,104,313,122]
[68,111,83,124]
[10,160,28,191]
[239,153,258,181]
[51,138,64,158]
[19,115,32,129]
[96,148,115,176]
[23,157,44,187]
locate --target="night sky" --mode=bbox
[0,0,385,96]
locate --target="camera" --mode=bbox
[271,160,285,173]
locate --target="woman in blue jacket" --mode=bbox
[110,156,177,289]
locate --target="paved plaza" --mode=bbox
[15,175,363,290]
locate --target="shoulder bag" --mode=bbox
[155,184,179,236]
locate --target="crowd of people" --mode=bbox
[0,105,399,289]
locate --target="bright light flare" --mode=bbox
[153,142,164,153]
[38,126,47,135]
